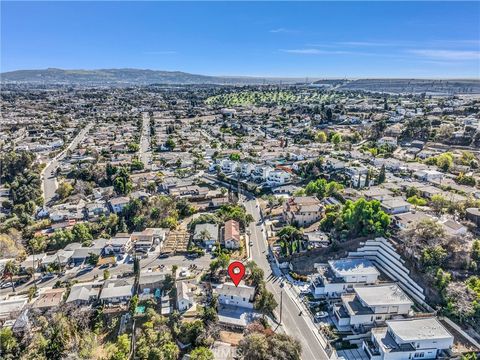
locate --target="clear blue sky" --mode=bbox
[2,1,479,78]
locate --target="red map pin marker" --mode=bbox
[228,261,245,287]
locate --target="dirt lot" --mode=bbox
[219,330,244,346]
[289,237,365,274]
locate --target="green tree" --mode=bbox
[421,246,448,268]
[430,194,449,215]
[129,294,139,315]
[314,131,327,143]
[127,142,140,152]
[56,181,74,199]
[238,332,269,360]
[189,346,214,360]
[165,137,176,150]
[87,253,100,266]
[269,333,302,360]
[472,239,480,262]
[0,327,18,357]
[435,268,452,290]
[72,223,93,244]
[377,164,386,184]
[103,269,110,280]
[246,261,265,287]
[130,159,144,171]
[255,283,278,317]
[331,133,342,145]
[339,199,390,239]
[108,334,131,360]
[229,153,241,161]
[113,167,133,195]
[159,341,179,360]
[3,260,18,292]
[407,195,427,208]
[436,152,454,172]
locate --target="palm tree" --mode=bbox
[3,260,18,292]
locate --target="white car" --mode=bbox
[314,311,329,320]
[0,282,13,289]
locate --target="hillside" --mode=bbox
[0,68,297,86]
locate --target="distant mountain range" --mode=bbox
[0,68,299,86]
[1,68,479,94]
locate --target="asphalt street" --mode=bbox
[244,199,330,360]
[42,123,93,204]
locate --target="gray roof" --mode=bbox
[99,285,133,299]
[71,247,102,259]
[139,272,167,285]
[355,284,413,307]
[176,281,191,301]
[329,259,380,277]
[216,282,255,300]
[193,223,219,242]
[100,278,134,299]
[387,318,453,341]
[66,284,100,302]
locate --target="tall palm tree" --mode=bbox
[3,260,18,292]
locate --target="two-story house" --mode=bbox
[266,170,291,187]
[215,282,255,309]
[335,284,413,331]
[283,196,324,226]
[363,317,453,360]
[311,259,380,298]
[222,220,240,249]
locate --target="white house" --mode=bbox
[311,259,380,298]
[109,197,130,214]
[220,159,239,174]
[414,169,444,183]
[222,220,240,250]
[216,282,255,309]
[251,165,274,181]
[335,284,413,330]
[176,281,194,312]
[99,279,134,304]
[363,317,453,360]
[377,137,398,148]
[240,163,256,177]
[441,219,468,236]
[104,233,132,255]
[266,170,291,187]
[380,198,411,215]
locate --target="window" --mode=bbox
[375,316,382,320]
[414,352,425,358]
[243,297,246,301]
[231,296,233,299]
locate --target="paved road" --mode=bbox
[139,113,152,170]
[42,123,93,204]
[244,199,330,360]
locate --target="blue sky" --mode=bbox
[2,1,479,78]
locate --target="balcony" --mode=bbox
[362,340,381,359]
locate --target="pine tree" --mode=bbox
[378,164,386,184]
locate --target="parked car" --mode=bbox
[40,274,55,282]
[314,311,329,321]
[0,282,13,289]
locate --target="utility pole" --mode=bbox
[279,289,283,324]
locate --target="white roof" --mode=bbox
[355,284,413,307]
[329,259,380,278]
[216,282,255,299]
[387,318,453,342]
